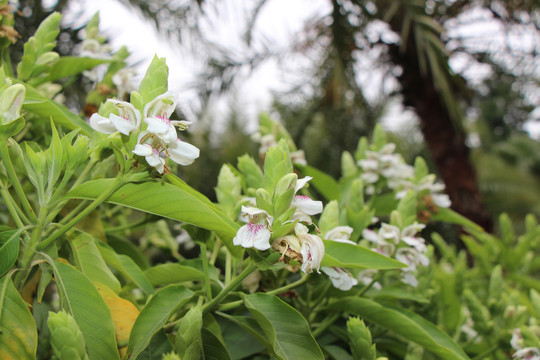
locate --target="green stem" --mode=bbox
[209,237,222,266]
[0,141,37,222]
[14,205,49,288]
[200,243,212,301]
[37,176,128,251]
[358,273,381,297]
[225,251,232,285]
[0,185,27,228]
[471,346,499,360]
[312,312,340,338]
[69,158,97,190]
[56,200,89,226]
[202,263,256,315]
[104,216,150,233]
[218,274,309,312]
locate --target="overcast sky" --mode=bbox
[60,0,539,137]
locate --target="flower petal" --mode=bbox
[292,195,323,215]
[168,140,200,166]
[233,223,271,250]
[143,91,177,119]
[110,113,138,135]
[89,113,117,134]
[108,99,141,128]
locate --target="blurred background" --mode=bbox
[10,0,540,232]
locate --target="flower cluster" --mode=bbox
[362,222,428,287]
[357,143,414,194]
[396,173,451,209]
[511,329,540,360]
[321,226,358,291]
[90,92,199,174]
[233,176,325,274]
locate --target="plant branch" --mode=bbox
[0,140,36,222]
[37,175,128,251]
[202,262,256,315]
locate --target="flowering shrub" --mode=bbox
[0,10,539,360]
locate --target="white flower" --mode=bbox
[292,195,323,216]
[132,131,199,173]
[396,174,451,208]
[167,139,200,166]
[144,92,179,143]
[325,226,356,245]
[233,206,273,251]
[133,143,165,174]
[357,143,414,190]
[322,267,358,291]
[90,99,141,135]
[290,176,323,224]
[296,224,324,274]
[112,68,137,99]
[233,223,272,251]
[511,329,524,350]
[357,269,382,290]
[396,247,429,273]
[513,348,540,360]
[400,272,419,287]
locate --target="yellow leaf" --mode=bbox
[94,282,139,356]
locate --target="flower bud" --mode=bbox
[47,311,88,360]
[0,83,25,124]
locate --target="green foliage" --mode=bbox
[0,10,538,360]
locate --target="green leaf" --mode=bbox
[0,276,38,360]
[237,154,264,190]
[175,307,203,360]
[144,263,205,287]
[431,207,483,232]
[329,297,470,360]
[70,233,121,293]
[263,139,293,195]
[319,200,340,235]
[321,240,405,270]
[215,313,266,359]
[396,190,417,227]
[0,229,19,278]
[201,328,232,360]
[66,177,241,255]
[45,57,110,83]
[243,293,324,360]
[97,242,154,295]
[22,83,92,134]
[50,261,120,360]
[413,157,429,182]
[138,55,168,104]
[126,285,194,360]
[17,12,61,81]
[296,164,340,201]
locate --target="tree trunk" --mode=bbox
[388,28,493,232]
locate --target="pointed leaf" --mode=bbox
[243,293,324,360]
[50,261,120,360]
[0,276,38,360]
[46,56,110,83]
[97,242,154,295]
[67,178,240,255]
[144,263,205,287]
[329,297,470,360]
[126,284,194,360]
[0,229,19,278]
[70,233,121,293]
[321,240,406,269]
[296,164,340,201]
[22,83,92,134]
[201,328,232,360]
